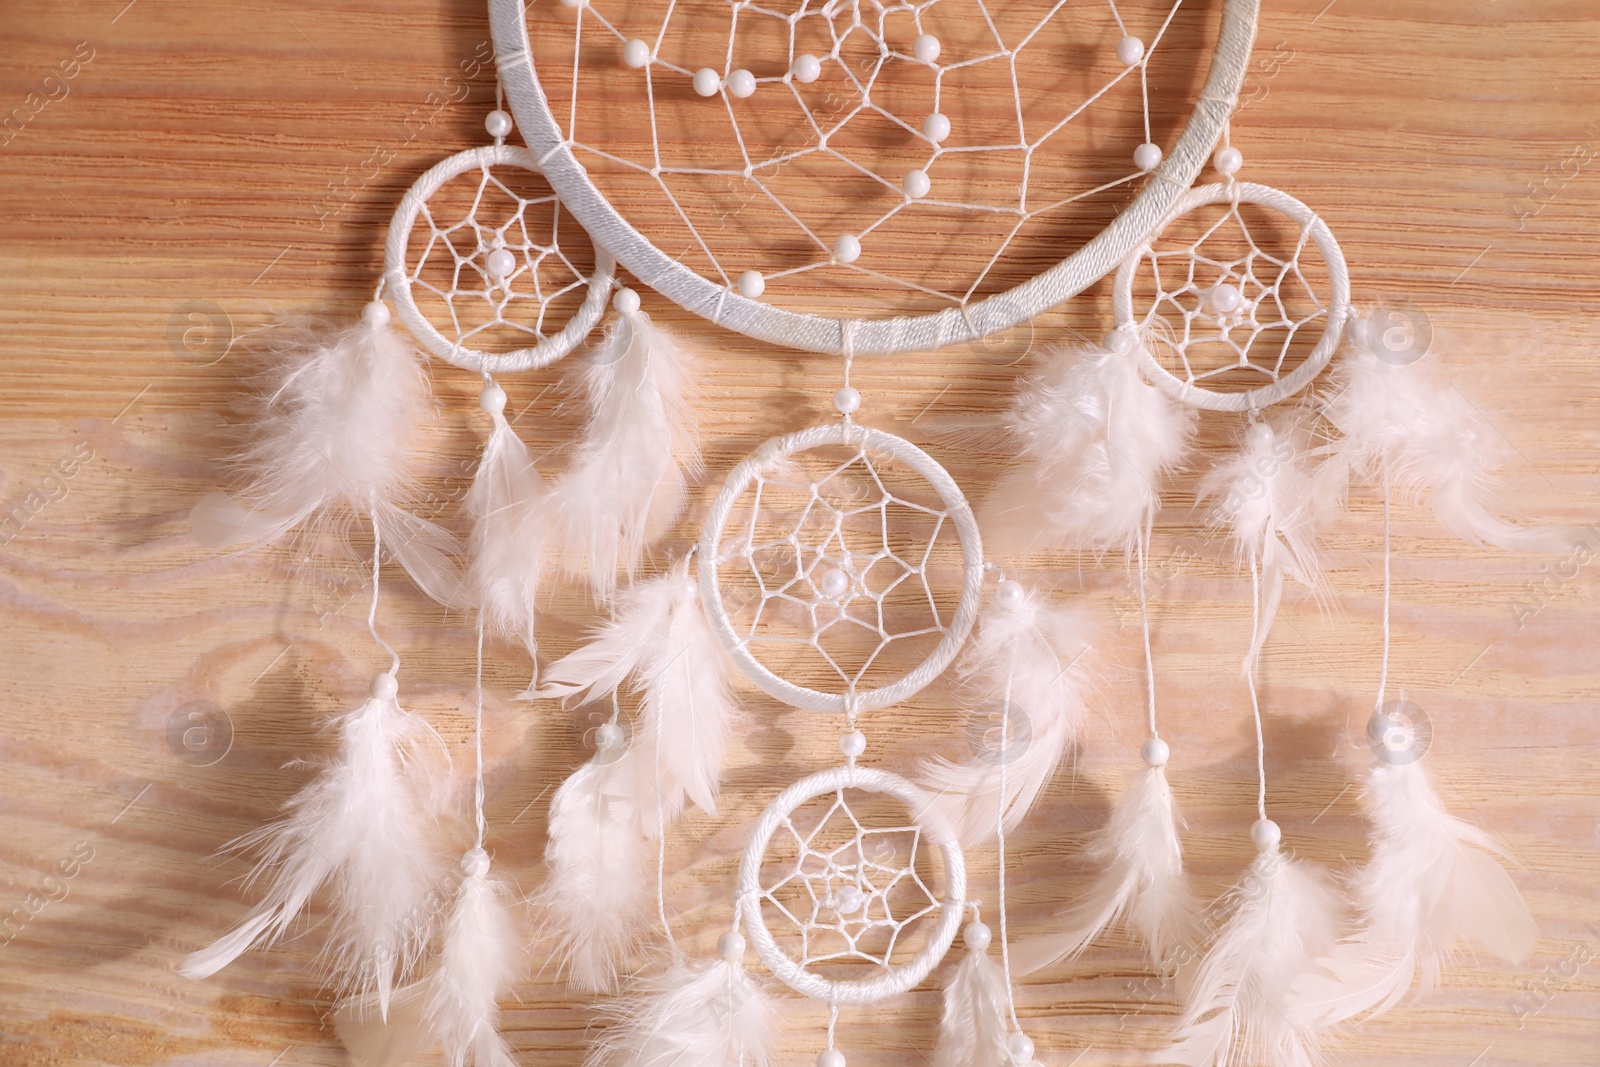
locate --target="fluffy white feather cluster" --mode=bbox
[919,581,1093,847]
[982,344,1195,556]
[189,314,465,606]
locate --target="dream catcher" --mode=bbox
[177,0,1569,1064]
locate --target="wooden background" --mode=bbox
[2,1,1598,1065]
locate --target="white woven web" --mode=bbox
[536,0,1191,309]
[759,786,941,973]
[717,442,962,707]
[403,159,598,353]
[1130,196,1330,391]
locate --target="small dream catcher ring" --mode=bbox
[1113,180,1351,413]
[738,764,967,1005]
[383,143,616,374]
[697,421,985,716]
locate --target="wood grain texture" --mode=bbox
[1,1,1597,1065]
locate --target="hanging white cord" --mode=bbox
[1375,475,1392,713]
[1136,512,1160,739]
[367,514,401,677]
[996,666,1021,1032]
[474,617,488,850]
[1246,555,1268,820]
[654,681,676,950]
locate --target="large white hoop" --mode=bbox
[737,764,967,1005]
[488,0,1260,356]
[383,144,615,374]
[697,421,985,715]
[1112,180,1351,413]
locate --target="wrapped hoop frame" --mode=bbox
[383,143,616,374]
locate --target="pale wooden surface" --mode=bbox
[2,1,1599,1065]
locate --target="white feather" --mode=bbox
[188,315,465,605]
[532,559,736,826]
[425,859,522,1067]
[536,753,652,992]
[1290,760,1536,1028]
[933,934,1012,1067]
[982,345,1195,555]
[465,405,547,653]
[588,958,774,1067]
[919,586,1092,848]
[1324,325,1579,554]
[1160,847,1340,1067]
[1012,764,1198,975]
[180,690,447,1020]
[1198,419,1331,671]
[547,309,702,600]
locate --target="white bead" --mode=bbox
[995,579,1024,607]
[1251,818,1282,852]
[479,381,507,415]
[913,33,942,63]
[821,567,850,597]
[1134,142,1163,171]
[484,109,513,138]
[1007,1032,1036,1064]
[717,930,746,960]
[1214,145,1243,176]
[923,111,951,143]
[1117,35,1145,65]
[461,847,491,877]
[963,920,992,952]
[902,168,931,199]
[371,672,398,701]
[1104,327,1134,355]
[612,288,641,316]
[361,300,391,328]
[1141,737,1170,767]
[622,39,650,69]
[833,233,861,263]
[486,248,517,277]
[1245,420,1275,449]
[833,386,861,414]
[727,68,756,99]
[693,68,721,97]
[791,53,822,83]
[594,722,624,750]
[737,270,765,299]
[1208,282,1243,314]
[817,1050,846,1067]
[559,0,583,7]
[833,884,865,915]
[839,730,867,758]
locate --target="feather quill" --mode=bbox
[919,585,1092,848]
[180,680,446,1019]
[982,344,1195,555]
[1290,760,1536,1028]
[1159,843,1340,1067]
[189,313,465,606]
[425,850,522,1067]
[531,559,736,826]
[547,306,701,600]
[536,751,653,992]
[1323,323,1579,554]
[1012,761,1198,975]
[334,983,433,1067]
[465,383,547,655]
[588,957,774,1067]
[933,924,1012,1067]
